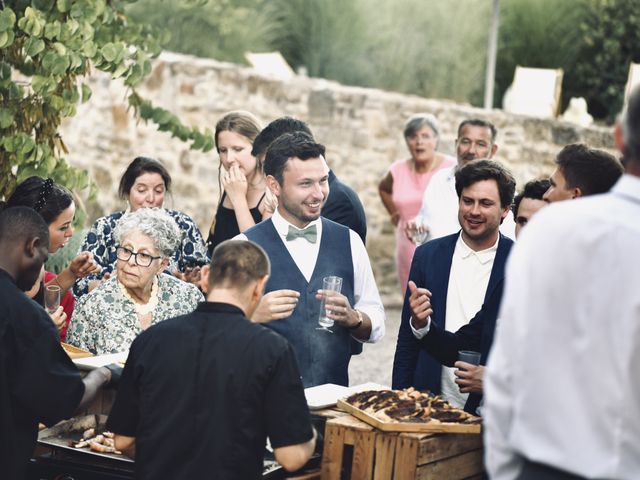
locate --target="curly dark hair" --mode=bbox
[455,160,516,208]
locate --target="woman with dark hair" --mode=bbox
[6,176,100,339]
[74,157,208,296]
[206,111,276,256]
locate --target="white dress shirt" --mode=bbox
[418,165,516,241]
[411,234,498,408]
[237,210,385,343]
[484,174,640,480]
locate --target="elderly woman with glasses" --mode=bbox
[67,208,203,355]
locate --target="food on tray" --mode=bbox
[344,387,479,424]
[71,429,122,454]
[61,342,93,359]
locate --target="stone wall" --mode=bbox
[61,52,616,306]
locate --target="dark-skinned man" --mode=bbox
[0,206,113,479]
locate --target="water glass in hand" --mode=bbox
[44,285,61,314]
[408,216,428,245]
[317,276,343,332]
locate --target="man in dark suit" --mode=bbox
[252,116,367,243]
[392,160,515,413]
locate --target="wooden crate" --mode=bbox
[320,414,484,480]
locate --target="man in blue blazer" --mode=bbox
[392,160,515,414]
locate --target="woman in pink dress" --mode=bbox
[378,114,455,292]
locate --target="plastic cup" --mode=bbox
[458,350,482,365]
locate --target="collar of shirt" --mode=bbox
[613,173,640,204]
[270,210,322,281]
[271,209,323,241]
[456,232,499,264]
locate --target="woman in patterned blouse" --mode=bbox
[74,157,208,296]
[67,208,204,354]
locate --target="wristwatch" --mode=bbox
[348,309,363,330]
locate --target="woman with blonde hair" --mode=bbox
[206,111,275,256]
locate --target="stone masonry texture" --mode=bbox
[61,52,617,305]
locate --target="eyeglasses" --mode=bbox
[116,246,162,267]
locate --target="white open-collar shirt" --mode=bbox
[238,210,385,343]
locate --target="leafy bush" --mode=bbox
[126,0,268,64]
[0,0,214,200]
[566,0,640,121]
[494,0,586,110]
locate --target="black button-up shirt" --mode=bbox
[108,301,313,480]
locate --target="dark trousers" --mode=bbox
[516,459,589,480]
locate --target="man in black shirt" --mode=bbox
[0,207,112,479]
[108,240,316,479]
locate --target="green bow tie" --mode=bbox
[286,224,318,243]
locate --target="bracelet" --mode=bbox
[348,309,363,330]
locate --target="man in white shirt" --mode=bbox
[542,142,623,203]
[239,131,385,387]
[416,119,516,241]
[484,86,640,480]
[392,160,515,412]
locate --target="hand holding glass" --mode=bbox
[44,285,61,315]
[317,276,343,332]
[407,216,428,245]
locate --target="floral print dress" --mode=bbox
[73,209,209,297]
[66,274,203,354]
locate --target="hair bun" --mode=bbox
[33,177,54,212]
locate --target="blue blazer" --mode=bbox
[391,233,513,412]
[418,279,505,413]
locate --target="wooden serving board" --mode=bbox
[336,399,482,434]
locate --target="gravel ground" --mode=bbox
[348,306,401,387]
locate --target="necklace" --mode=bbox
[118,276,159,315]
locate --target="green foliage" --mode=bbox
[494,0,587,109]
[126,0,268,64]
[566,0,640,121]
[0,0,214,201]
[259,0,490,104]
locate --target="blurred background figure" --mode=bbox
[6,176,100,340]
[378,113,455,292]
[75,157,208,296]
[67,208,203,355]
[512,179,550,238]
[207,111,276,257]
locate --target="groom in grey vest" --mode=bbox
[241,132,385,387]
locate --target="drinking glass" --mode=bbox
[407,215,428,245]
[44,285,61,315]
[458,350,482,365]
[317,276,343,333]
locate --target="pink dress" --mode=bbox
[390,156,456,291]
